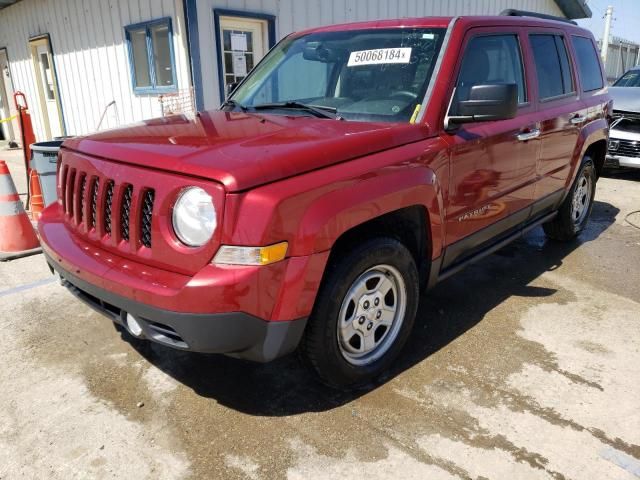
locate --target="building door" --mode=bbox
[29,36,63,139]
[218,16,268,96]
[0,48,17,143]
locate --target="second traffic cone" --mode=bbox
[28,168,44,220]
[0,160,41,261]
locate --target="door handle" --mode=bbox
[517,129,540,142]
[570,116,586,125]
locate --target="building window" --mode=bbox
[125,18,177,94]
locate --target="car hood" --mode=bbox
[63,110,430,192]
[609,87,640,113]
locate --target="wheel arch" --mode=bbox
[326,205,433,289]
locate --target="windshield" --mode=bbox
[613,70,640,87]
[228,27,446,123]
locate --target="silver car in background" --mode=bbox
[607,67,640,169]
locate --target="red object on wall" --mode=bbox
[13,91,44,219]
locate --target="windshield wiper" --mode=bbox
[220,99,247,111]
[251,101,341,119]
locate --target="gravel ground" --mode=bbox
[1,145,639,479]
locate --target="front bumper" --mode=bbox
[605,154,640,169]
[37,203,329,362]
[46,253,307,362]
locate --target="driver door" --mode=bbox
[441,28,539,269]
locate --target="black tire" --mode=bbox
[543,157,596,241]
[301,237,419,388]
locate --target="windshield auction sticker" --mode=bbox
[347,48,412,66]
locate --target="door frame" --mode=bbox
[0,47,17,142]
[213,8,276,103]
[28,34,66,139]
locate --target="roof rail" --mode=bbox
[500,9,578,26]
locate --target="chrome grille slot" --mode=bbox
[104,181,114,235]
[90,177,99,229]
[66,169,76,218]
[59,165,68,212]
[120,185,133,241]
[140,189,154,248]
[78,174,87,224]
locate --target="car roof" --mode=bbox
[296,15,592,37]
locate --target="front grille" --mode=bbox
[61,170,155,248]
[140,189,154,248]
[120,185,133,241]
[104,181,114,235]
[609,138,640,158]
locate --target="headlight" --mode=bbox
[172,187,216,247]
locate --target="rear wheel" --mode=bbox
[301,237,419,388]
[543,157,596,241]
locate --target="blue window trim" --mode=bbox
[182,0,204,111]
[213,8,276,104]
[124,17,178,95]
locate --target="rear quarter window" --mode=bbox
[572,36,604,91]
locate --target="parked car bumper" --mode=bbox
[605,154,640,169]
[607,127,640,169]
[38,207,326,362]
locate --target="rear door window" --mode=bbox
[452,34,526,113]
[530,34,575,100]
[572,36,604,91]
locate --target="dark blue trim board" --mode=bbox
[124,17,178,95]
[183,0,204,111]
[213,8,277,104]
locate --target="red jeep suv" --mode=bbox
[40,13,609,387]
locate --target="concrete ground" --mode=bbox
[1,143,639,480]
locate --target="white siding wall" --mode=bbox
[196,0,565,109]
[0,0,192,141]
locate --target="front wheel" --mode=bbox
[543,157,596,241]
[301,237,419,388]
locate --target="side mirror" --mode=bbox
[225,81,240,98]
[447,84,518,128]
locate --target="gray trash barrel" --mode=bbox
[31,140,63,207]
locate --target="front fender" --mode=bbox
[297,165,445,257]
[221,138,448,259]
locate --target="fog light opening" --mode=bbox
[125,313,143,337]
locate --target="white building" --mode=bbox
[0,0,591,143]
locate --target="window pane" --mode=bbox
[151,23,174,87]
[572,36,604,91]
[555,36,574,93]
[130,28,151,88]
[276,51,329,102]
[530,35,564,99]
[454,34,526,109]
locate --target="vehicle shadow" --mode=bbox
[601,167,640,181]
[123,200,619,416]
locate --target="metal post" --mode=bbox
[601,5,613,64]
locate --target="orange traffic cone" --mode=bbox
[28,169,44,220]
[0,160,41,261]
